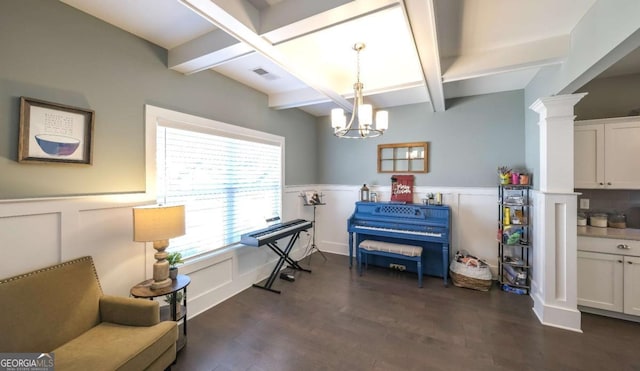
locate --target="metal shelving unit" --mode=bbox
[498,184,531,294]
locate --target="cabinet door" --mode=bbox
[604,121,640,189]
[574,124,604,188]
[624,256,640,316]
[577,251,623,312]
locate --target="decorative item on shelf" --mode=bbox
[390,175,414,202]
[331,43,388,139]
[426,193,443,205]
[132,204,186,290]
[427,193,434,204]
[359,184,370,201]
[503,226,522,245]
[370,192,378,202]
[497,166,511,184]
[503,207,511,225]
[166,252,184,280]
[511,171,520,185]
[512,209,525,225]
[519,173,529,185]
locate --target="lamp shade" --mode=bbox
[358,104,372,127]
[376,111,388,131]
[331,108,345,129]
[133,205,185,242]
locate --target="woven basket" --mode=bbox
[450,270,492,291]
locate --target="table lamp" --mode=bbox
[133,204,185,290]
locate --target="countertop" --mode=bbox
[577,226,640,241]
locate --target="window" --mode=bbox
[149,106,283,259]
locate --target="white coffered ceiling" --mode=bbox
[61,0,634,117]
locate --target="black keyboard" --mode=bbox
[240,219,312,246]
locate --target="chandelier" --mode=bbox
[331,43,388,139]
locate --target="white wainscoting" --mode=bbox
[0,184,498,319]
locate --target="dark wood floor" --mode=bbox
[174,253,640,371]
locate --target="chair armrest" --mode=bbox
[100,295,160,326]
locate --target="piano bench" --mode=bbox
[358,240,423,288]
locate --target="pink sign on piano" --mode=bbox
[390,175,414,202]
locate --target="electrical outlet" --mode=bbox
[580,198,590,209]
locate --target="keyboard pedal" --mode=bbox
[279,272,295,282]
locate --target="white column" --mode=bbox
[529,93,586,332]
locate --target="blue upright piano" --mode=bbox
[347,201,451,285]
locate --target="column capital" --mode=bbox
[531,93,589,193]
[529,93,588,119]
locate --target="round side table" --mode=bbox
[131,274,190,351]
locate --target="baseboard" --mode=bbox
[579,305,640,323]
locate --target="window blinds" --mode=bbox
[157,125,282,258]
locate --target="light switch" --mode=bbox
[580,198,590,209]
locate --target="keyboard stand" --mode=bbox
[252,231,311,294]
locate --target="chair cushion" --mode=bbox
[52,321,177,371]
[359,240,423,257]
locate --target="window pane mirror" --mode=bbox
[377,142,428,173]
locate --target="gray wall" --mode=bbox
[575,73,640,120]
[0,0,317,199]
[316,91,526,187]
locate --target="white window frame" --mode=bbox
[144,105,285,258]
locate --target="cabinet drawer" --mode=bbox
[577,236,640,257]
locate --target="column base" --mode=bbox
[532,290,583,332]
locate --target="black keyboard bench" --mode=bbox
[358,240,423,287]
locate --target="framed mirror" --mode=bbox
[377,142,428,173]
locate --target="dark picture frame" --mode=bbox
[18,97,95,165]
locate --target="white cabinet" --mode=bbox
[577,251,623,312]
[574,117,640,189]
[574,124,604,188]
[624,255,640,316]
[577,236,640,317]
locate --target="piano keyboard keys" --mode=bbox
[353,225,443,238]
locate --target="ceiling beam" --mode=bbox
[269,89,330,110]
[168,29,254,74]
[442,36,569,82]
[262,0,397,44]
[401,0,445,112]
